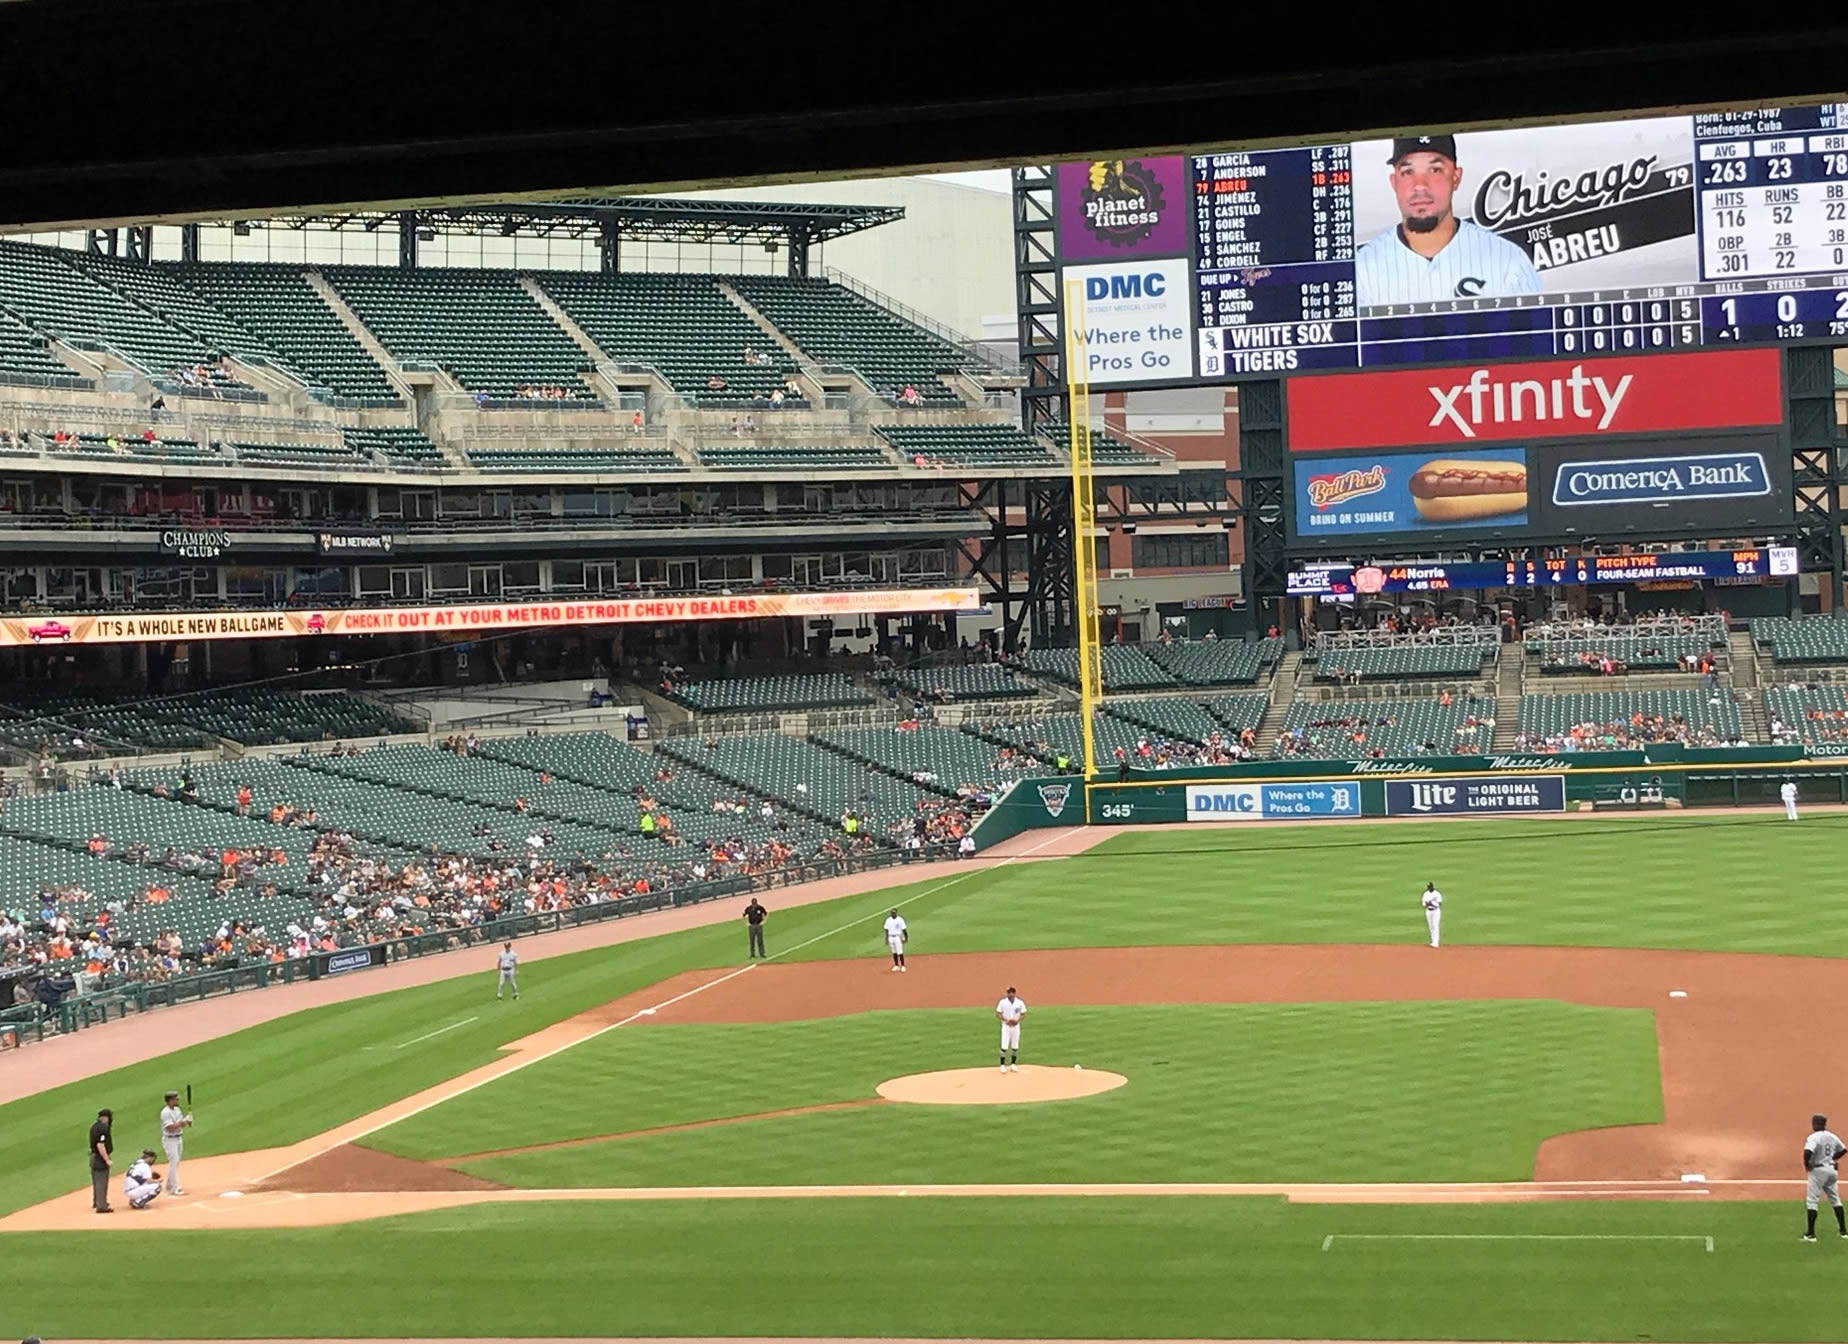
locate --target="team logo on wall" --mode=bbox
[1038,783,1073,819]
[1077,160,1169,250]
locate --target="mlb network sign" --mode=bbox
[1383,776,1566,816]
[1286,347,1784,452]
[1066,258,1193,386]
[1185,781,1359,821]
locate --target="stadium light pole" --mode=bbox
[1062,277,1101,783]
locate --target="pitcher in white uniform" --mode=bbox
[1421,883,1443,948]
[1804,1113,1847,1240]
[995,987,1026,1072]
[882,910,908,972]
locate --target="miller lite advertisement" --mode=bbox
[1350,117,1696,302]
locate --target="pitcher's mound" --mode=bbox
[876,1064,1127,1105]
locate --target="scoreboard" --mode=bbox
[1286,546,1800,596]
[1058,100,1848,388]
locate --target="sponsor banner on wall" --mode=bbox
[1532,428,1790,534]
[1293,447,1529,540]
[158,529,231,560]
[1065,258,1194,385]
[319,531,398,555]
[1286,347,1784,452]
[1383,775,1566,816]
[322,947,381,977]
[1185,781,1361,820]
[0,587,983,648]
[1057,157,1190,261]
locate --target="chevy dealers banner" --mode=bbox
[0,588,982,648]
[1383,776,1566,816]
[1186,781,1361,820]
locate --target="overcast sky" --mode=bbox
[925,170,1012,193]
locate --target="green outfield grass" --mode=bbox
[355,1001,1659,1186]
[0,812,1834,1340]
[2,1198,1836,1341]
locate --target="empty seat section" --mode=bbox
[893,664,1035,701]
[344,425,444,464]
[0,306,88,386]
[731,276,970,403]
[172,262,402,403]
[1015,646,1174,691]
[537,272,797,404]
[1753,616,1848,664]
[463,446,685,472]
[658,732,928,833]
[667,673,873,713]
[1280,696,1495,757]
[324,266,592,400]
[699,443,889,470]
[878,423,1059,467]
[0,240,249,391]
[1142,637,1280,686]
[66,252,286,372]
[1311,646,1492,682]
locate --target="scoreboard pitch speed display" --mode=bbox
[1057,101,1848,388]
[1286,546,1800,596]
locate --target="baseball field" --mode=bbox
[3,811,1845,1341]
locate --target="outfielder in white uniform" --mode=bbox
[159,1090,192,1194]
[883,910,908,972]
[1354,135,1542,307]
[1421,882,1443,949]
[1804,1114,1848,1240]
[123,1150,162,1209]
[995,988,1026,1072]
[496,942,519,999]
[1781,780,1800,822]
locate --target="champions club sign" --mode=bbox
[157,529,230,560]
[1286,347,1784,452]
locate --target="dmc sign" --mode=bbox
[1085,272,1166,301]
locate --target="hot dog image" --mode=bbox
[1408,458,1528,522]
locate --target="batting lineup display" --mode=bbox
[1057,100,1848,389]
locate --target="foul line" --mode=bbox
[1322,1233,1714,1252]
[394,1016,479,1049]
[257,826,1080,1183]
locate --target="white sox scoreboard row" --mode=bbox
[1058,100,1848,388]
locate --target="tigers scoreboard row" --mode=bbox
[1059,101,1848,388]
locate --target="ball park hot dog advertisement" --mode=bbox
[1284,347,1790,547]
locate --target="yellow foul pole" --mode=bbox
[1062,277,1102,780]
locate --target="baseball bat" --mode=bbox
[186,1083,192,1109]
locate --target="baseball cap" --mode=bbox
[1389,134,1458,164]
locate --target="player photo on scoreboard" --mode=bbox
[1350,117,1697,308]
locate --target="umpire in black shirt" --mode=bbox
[744,898,768,958]
[88,1107,114,1213]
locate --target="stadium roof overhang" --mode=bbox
[226,198,906,247]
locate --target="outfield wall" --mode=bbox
[972,747,1848,844]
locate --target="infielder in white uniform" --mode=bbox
[123,1149,162,1209]
[158,1089,192,1194]
[1421,882,1443,948]
[496,942,519,999]
[1804,1113,1848,1240]
[1354,135,1542,307]
[995,987,1026,1072]
[1781,779,1800,822]
[882,909,908,971]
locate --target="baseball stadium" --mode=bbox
[11,13,1848,1343]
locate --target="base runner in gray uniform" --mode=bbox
[1803,1113,1847,1241]
[495,942,519,1000]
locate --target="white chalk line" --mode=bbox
[256,826,1078,1183]
[393,1016,480,1050]
[1323,1233,1713,1251]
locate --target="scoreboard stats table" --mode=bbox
[1286,546,1799,596]
[1069,99,1848,384]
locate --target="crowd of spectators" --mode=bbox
[1514,713,1749,754]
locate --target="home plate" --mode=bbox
[1669,990,1688,998]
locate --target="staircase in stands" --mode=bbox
[1492,644,1524,750]
[1255,651,1302,743]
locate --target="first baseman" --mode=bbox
[1421,882,1443,948]
[496,942,519,999]
[1804,1114,1847,1240]
[159,1089,192,1194]
[883,909,908,972]
[1354,134,1541,306]
[995,986,1026,1072]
